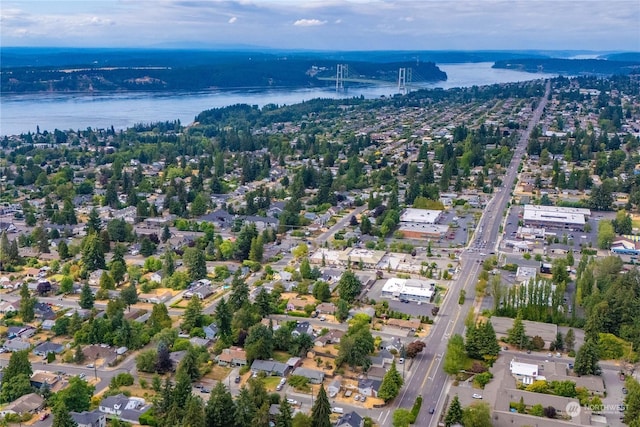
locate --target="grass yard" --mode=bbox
[202,364,232,382]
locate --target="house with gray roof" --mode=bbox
[33,342,65,357]
[98,394,149,423]
[0,393,44,415]
[71,410,106,427]
[251,360,290,377]
[328,376,342,398]
[357,379,382,397]
[291,367,325,384]
[3,338,31,352]
[204,323,218,340]
[335,411,364,427]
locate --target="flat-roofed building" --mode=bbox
[522,205,590,231]
[400,208,443,224]
[398,222,449,239]
[381,278,435,302]
[509,360,539,385]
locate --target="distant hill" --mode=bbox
[492,58,640,76]
[0,48,447,94]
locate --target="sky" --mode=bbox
[1,0,639,52]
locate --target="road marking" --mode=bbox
[381,410,390,425]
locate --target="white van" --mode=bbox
[332,407,344,414]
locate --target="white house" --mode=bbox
[510,359,540,385]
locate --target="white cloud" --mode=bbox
[228,16,237,24]
[293,18,327,27]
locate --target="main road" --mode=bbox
[388,80,551,426]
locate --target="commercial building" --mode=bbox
[398,208,447,239]
[381,278,435,302]
[522,205,590,231]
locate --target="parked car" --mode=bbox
[287,399,298,405]
[235,376,241,384]
[472,394,482,399]
[40,413,49,421]
[201,388,210,393]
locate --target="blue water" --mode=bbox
[0,63,556,136]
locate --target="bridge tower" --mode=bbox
[398,67,412,95]
[336,64,348,92]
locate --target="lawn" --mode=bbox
[202,364,232,382]
[261,376,282,391]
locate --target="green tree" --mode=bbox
[378,361,403,401]
[110,260,126,285]
[86,208,102,234]
[81,232,106,272]
[444,395,463,427]
[99,271,115,290]
[182,395,205,427]
[337,316,375,369]
[507,312,528,349]
[300,258,312,280]
[57,376,95,412]
[335,299,349,323]
[312,281,331,302]
[182,296,203,333]
[310,385,331,427]
[392,409,412,427]
[205,382,236,427]
[52,401,78,427]
[248,235,264,263]
[337,270,362,303]
[214,296,233,341]
[292,413,312,427]
[462,402,492,427]
[245,324,274,363]
[58,240,70,260]
[163,250,176,278]
[235,387,257,427]
[229,274,250,310]
[120,283,138,310]
[0,373,32,403]
[574,338,601,376]
[178,346,201,381]
[565,329,576,352]
[184,247,207,281]
[190,193,209,217]
[162,224,172,243]
[19,282,35,322]
[623,376,640,426]
[148,304,172,334]
[276,396,293,427]
[79,283,94,309]
[60,275,74,294]
[443,334,467,375]
[597,220,615,249]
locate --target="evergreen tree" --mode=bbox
[82,233,106,272]
[19,282,35,322]
[507,312,528,349]
[182,296,203,332]
[444,395,463,427]
[121,283,138,310]
[565,329,576,352]
[300,258,312,280]
[235,387,257,427]
[0,350,33,403]
[155,342,173,374]
[276,397,293,427]
[182,395,205,427]
[310,385,331,427]
[378,361,403,401]
[148,303,172,334]
[161,224,172,243]
[163,250,176,278]
[253,402,271,427]
[443,334,467,375]
[52,401,78,427]
[337,270,362,303]
[248,235,264,263]
[110,260,126,285]
[184,247,207,281]
[214,297,233,341]
[229,274,250,310]
[172,368,193,413]
[574,338,601,376]
[99,271,115,290]
[79,283,95,309]
[58,240,70,260]
[206,382,236,427]
[178,346,201,381]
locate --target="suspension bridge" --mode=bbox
[317,63,429,94]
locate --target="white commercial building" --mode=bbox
[381,278,435,302]
[522,205,590,231]
[399,208,443,224]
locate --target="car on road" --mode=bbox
[40,413,49,421]
[235,376,241,384]
[86,363,94,368]
[79,373,86,379]
[398,358,404,364]
[287,399,297,405]
[428,408,435,415]
[472,394,482,399]
[276,384,283,391]
[201,388,210,393]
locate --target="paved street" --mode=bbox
[389,81,551,426]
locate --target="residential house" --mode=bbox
[184,284,215,300]
[149,271,163,283]
[251,360,290,377]
[41,319,56,331]
[315,302,336,314]
[33,342,65,357]
[369,349,394,369]
[286,298,310,312]
[3,339,31,352]
[0,300,18,314]
[357,379,382,397]
[98,394,149,423]
[509,360,540,386]
[71,410,107,427]
[89,269,106,286]
[386,318,420,330]
[189,337,211,348]
[327,376,342,398]
[204,323,218,340]
[291,367,325,384]
[215,347,247,367]
[138,291,172,304]
[335,411,364,427]
[0,393,44,415]
[30,371,59,389]
[34,302,56,320]
[7,326,36,339]
[292,321,313,337]
[314,329,344,347]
